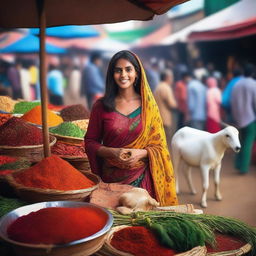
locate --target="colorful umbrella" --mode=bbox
[30,25,99,38]
[0,34,66,54]
[0,0,190,157]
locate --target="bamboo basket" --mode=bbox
[206,243,252,256]
[61,156,90,171]
[50,133,84,145]
[94,225,207,256]
[0,136,56,162]
[5,171,100,203]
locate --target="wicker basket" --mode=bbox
[50,133,84,145]
[61,156,90,171]
[0,136,56,162]
[206,243,252,256]
[5,171,100,203]
[95,225,207,256]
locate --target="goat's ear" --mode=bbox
[220,121,229,129]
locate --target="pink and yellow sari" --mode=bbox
[85,53,178,206]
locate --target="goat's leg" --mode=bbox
[214,164,222,201]
[171,146,181,194]
[200,165,210,208]
[185,166,197,194]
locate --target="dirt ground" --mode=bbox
[177,151,256,227]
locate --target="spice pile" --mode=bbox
[7,206,108,244]
[51,141,86,157]
[0,155,30,176]
[21,105,63,127]
[12,155,95,190]
[0,113,12,126]
[0,117,43,146]
[0,96,17,113]
[12,101,40,114]
[50,122,85,138]
[72,119,89,131]
[111,226,176,256]
[60,104,90,122]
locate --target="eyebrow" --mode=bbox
[114,65,133,69]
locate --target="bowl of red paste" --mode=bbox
[0,201,113,256]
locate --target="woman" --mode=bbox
[205,77,221,133]
[85,50,178,206]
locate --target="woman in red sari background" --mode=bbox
[85,50,178,206]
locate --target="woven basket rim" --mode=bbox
[0,136,56,149]
[49,132,84,141]
[6,170,100,195]
[61,156,88,160]
[206,242,252,255]
[103,225,207,256]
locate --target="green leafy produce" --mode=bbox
[50,122,85,138]
[0,196,26,217]
[110,210,256,255]
[13,101,40,114]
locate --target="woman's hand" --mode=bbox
[119,148,147,167]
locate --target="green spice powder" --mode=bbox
[50,122,85,138]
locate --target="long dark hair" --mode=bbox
[101,50,141,111]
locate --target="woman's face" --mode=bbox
[113,58,137,90]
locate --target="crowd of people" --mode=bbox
[0,52,255,177]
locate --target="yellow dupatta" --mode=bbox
[126,53,178,206]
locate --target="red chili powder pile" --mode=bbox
[13,155,95,190]
[0,117,43,146]
[111,226,176,256]
[206,233,246,252]
[21,105,63,127]
[7,207,108,244]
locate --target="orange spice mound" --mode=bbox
[13,155,95,190]
[21,105,63,127]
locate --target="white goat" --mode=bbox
[171,126,241,208]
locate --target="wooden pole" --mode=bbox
[37,0,50,157]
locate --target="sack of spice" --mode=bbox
[21,105,63,127]
[0,117,44,146]
[60,104,90,122]
[50,122,85,138]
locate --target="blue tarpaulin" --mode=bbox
[0,34,66,54]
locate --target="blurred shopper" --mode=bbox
[28,60,39,100]
[205,77,221,133]
[193,59,208,81]
[175,71,189,130]
[145,58,160,93]
[7,61,22,99]
[187,73,207,130]
[47,57,64,106]
[231,64,256,174]
[222,68,243,124]
[65,58,82,105]
[81,52,104,109]
[154,69,177,152]
[19,59,32,101]
[0,60,12,97]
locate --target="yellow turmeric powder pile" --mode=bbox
[21,105,63,127]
